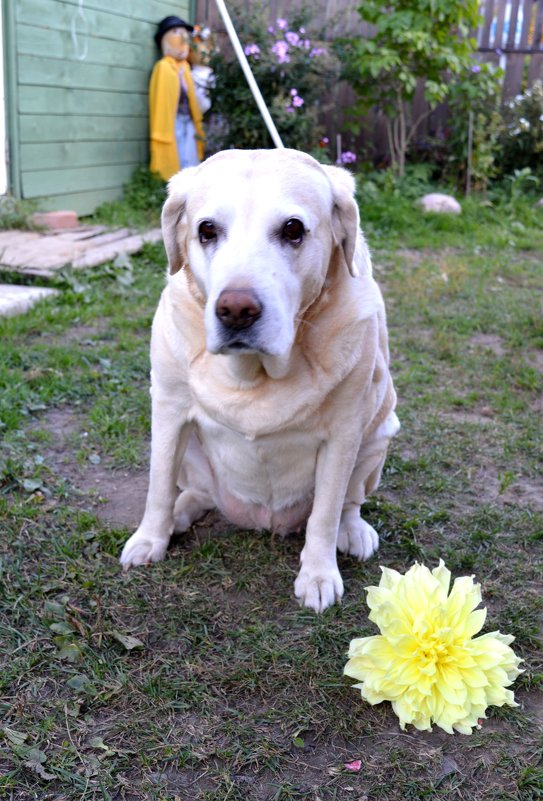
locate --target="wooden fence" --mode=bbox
[478,0,543,96]
[194,0,543,159]
[195,0,543,96]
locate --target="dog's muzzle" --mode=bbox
[215,289,262,332]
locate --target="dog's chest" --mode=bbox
[194,411,321,507]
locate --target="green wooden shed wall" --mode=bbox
[3,0,193,214]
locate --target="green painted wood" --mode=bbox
[55,0,191,21]
[20,114,147,144]
[34,187,129,215]
[17,0,190,46]
[11,0,191,211]
[19,0,190,26]
[18,54,149,92]
[3,0,22,198]
[18,2,157,48]
[20,86,148,117]
[21,140,148,171]
[17,24,156,67]
[22,162,138,197]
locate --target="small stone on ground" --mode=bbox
[418,193,462,214]
[0,283,59,317]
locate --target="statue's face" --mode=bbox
[162,27,190,60]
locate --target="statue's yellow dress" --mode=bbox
[149,55,205,180]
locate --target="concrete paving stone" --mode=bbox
[0,283,60,317]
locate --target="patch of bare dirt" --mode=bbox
[439,409,497,426]
[469,333,506,356]
[37,321,110,345]
[30,407,148,529]
[523,347,543,373]
[473,464,543,512]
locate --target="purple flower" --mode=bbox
[272,40,290,64]
[286,88,304,112]
[471,64,481,73]
[285,31,300,46]
[309,47,327,58]
[243,43,261,58]
[268,25,275,33]
[341,151,357,164]
[299,27,306,34]
[276,18,288,30]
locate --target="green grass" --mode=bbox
[0,187,542,800]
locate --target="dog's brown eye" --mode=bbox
[198,220,217,243]
[282,218,305,245]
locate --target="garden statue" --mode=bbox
[149,16,205,181]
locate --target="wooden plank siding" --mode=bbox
[5,0,192,214]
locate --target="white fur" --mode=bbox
[120,149,398,612]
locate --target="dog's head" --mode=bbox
[161,149,367,359]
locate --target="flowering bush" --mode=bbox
[334,0,483,176]
[445,61,503,192]
[207,6,339,153]
[344,560,522,734]
[496,80,543,181]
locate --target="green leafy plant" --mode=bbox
[497,80,543,181]
[207,6,339,153]
[0,195,39,230]
[89,166,166,229]
[504,167,540,202]
[445,61,503,192]
[335,0,482,176]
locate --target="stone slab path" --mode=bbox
[0,283,60,317]
[0,224,162,316]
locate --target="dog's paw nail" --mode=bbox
[120,534,168,568]
[294,570,344,613]
[338,517,379,560]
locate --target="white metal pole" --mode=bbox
[214,0,284,149]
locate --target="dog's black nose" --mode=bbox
[215,289,262,330]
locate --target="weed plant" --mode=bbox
[88,167,166,230]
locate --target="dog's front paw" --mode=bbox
[294,566,344,613]
[337,510,379,560]
[120,529,169,569]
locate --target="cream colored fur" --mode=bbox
[120,148,399,612]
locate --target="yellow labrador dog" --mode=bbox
[120,149,399,612]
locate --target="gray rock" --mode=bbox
[418,193,462,214]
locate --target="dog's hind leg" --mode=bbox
[174,490,214,532]
[337,412,399,560]
[173,431,216,532]
[337,502,379,560]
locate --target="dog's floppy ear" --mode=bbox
[321,164,360,277]
[161,167,199,274]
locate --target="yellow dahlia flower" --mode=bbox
[344,560,522,734]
